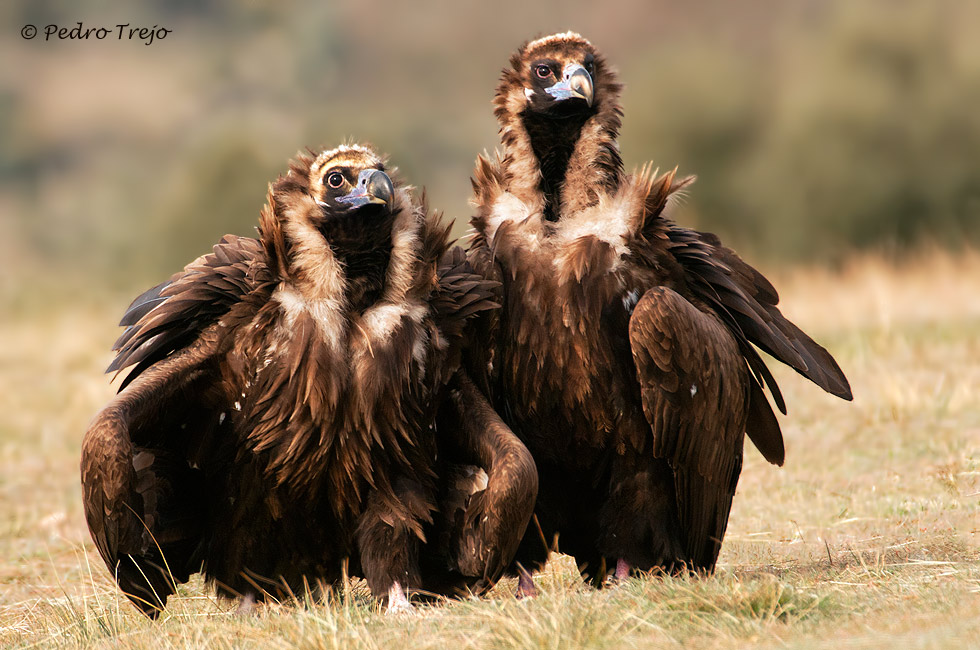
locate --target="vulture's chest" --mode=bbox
[496,228,642,442]
[270,294,431,412]
[232,289,437,497]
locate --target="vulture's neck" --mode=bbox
[321,217,394,314]
[521,112,590,222]
[500,100,623,220]
[268,196,422,324]
[334,246,391,313]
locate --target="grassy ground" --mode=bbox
[0,249,977,649]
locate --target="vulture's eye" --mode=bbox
[325,171,345,189]
[534,64,552,79]
[584,61,595,75]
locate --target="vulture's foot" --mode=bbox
[385,582,414,615]
[516,567,537,599]
[613,558,631,582]
[235,593,257,616]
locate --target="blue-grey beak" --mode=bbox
[544,63,594,107]
[336,169,394,210]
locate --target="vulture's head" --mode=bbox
[303,145,397,254]
[489,33,625,216]
[495,32,620,128]
[261,144,417,300]
[307,146,394,214]
[265,143,400,248]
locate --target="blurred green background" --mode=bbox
[3,0,979,301]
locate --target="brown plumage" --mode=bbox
[467,33,852,587]
[81,144,536,616]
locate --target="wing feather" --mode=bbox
[630,181,851,407]
[745,376,784,466]
[118,283,169,327]
[110,235,273,388]
[431,245,501,394]
[87,233,270,616]
[681,228,852,401]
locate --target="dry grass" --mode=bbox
[1,250,978,649]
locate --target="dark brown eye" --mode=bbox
[326,171,344,189]
[534,64,552,79]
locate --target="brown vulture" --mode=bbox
[466,32,852,592]
[81,144,537,616]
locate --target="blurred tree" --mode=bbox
[728,2,980,260]
[147,134,278,276]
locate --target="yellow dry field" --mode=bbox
[1,250,977,649]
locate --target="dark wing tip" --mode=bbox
[745,378,785,466]
[119,282,170,327]
[830,377,853,401]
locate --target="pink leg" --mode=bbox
[236,593,256,615]
[516,566,538,599]
[385,581,413,614]
[614,558,631,581]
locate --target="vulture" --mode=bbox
[466,32,853,592]
[81,144,537,616]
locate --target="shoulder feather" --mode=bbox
[109,235,274,389]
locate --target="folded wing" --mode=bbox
[628,287,748,569]
[81,333,225,616]
[84,236,268,616]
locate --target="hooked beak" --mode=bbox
[336,169,394,211]
[544,63,594,107]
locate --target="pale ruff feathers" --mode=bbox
[275,200,348,349]
[486,192,543,252]
[484,183,641,276]
[552,189,637,266]
[380,187,424,305]
[355,300,431,370]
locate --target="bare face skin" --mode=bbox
[307,146,394,216]
[520,34,598,119]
